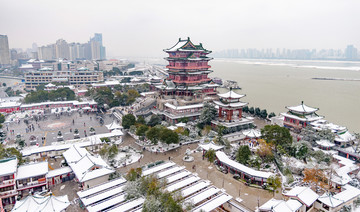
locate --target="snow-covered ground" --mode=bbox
[110,146,143,168]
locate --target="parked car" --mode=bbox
[233,174,241,180]
[220,167,228,174]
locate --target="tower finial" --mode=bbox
[187,37,190,41]
[301,101,304,105]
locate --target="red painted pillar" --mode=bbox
[239,108,242,118]
[219,107,222,118]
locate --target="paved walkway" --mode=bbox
[5,112,115,146]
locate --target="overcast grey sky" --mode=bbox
[1,0,359,58]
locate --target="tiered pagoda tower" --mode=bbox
[157,37,217,101]
[154,38,219,124]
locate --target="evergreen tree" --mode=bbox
[122,114,136,129]
[199,102,217,126]
[236,145,251,165]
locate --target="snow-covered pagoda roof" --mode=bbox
[335,131,355,143]
[315,139,335,148]
[164,37,211,53]
[280,112,323,122]
[218,90,245,99]
[213,100,248,108]
[286,102,319,114]
[12,194,70,212]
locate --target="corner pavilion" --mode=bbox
[211,89,254,134]
[281,101,323,131]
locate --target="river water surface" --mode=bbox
[210,59,360,132]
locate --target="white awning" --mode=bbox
[242,129,261,138]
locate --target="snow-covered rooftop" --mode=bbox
[164,103,203,111]
[142,161,176,176]
[166,176,200,192]
[335,131,355,143]
[181,180,210,197]
[46,167,72,179]
[77,177,126,199]
[45,83,56,87]
[218,90,245,99]
[63,145,89,164]
[216,151,273,179]
[166,170,192,184]
[184,187,220,206]
[286,102,318,113]
[281,112,323,122]
[0,157,17,177]
[106,198,145,212]
[164,39,190,52]
[0,101,21,108]
[316,139,335,148]
[259,198,302,212]
[199,142,224,151]
[213,100,248,108]
[69,154,115,183]
[193,193,232,212]
[21,131,123,157]
[157,166,184,179]
[17,162,48,180]
[284,186,319,207]
[318,185,360,208]
[12,194,70,212]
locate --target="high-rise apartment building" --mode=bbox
[90,33,106,60]
[38,45,55,60]
[0,35,10,66]
[345,45,358,60]
[38,34,106,61]
[55,39,70,59]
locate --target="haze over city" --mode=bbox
[1,0,360,58]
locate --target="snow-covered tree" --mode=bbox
[198,103,217,127]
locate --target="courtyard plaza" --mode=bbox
[46,132,278,212]
[5,111,115,147]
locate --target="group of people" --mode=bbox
[25,124,35,133]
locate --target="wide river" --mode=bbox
[209,59,360,133]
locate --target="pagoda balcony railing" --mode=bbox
[283,121,302,128]
[0,179,15,188]
[173,79,211,84]
[0,190,17,197]
[166,65,211,70]
[17,179,46,190]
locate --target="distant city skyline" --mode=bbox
[1,0,360,58]
[212,45,359,60]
